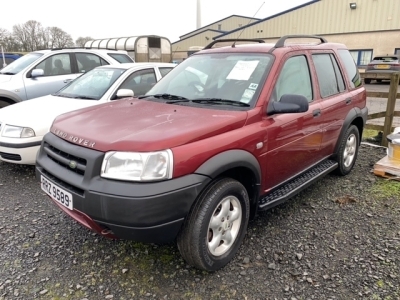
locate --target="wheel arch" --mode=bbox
[195,150,261,219]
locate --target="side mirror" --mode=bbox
[31,69,44,78]
[267,94,309,116]
[116,89,134,99]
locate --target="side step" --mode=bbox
[258,159,338,210]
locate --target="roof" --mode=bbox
[172,29,225,45]
[96,62,177,70]
[213,0,320,39]
[32,48,128,54]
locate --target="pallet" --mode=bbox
[373,155,400,181]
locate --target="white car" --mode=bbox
[0,62,175,164]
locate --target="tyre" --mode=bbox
[177,178,250,271]
[334,125,360,176]
[0,100,10,109]
[364,78,371,84]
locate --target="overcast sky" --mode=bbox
[2,0,310,43]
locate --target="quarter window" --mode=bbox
[312,54,345,98]
[338,49,362,88]
[159,67,173,77]
[273,55,313,102]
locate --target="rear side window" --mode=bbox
[159,67,173,77]
[76,53,108,73]
[312,54,346,98]
[338,49,362,89]
[108,53,134,63]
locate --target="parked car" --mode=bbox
[1,53,24,69]
[364,55,400,84]
[35,35,367,271]
[0,48,134,108]
[0,62,175,164]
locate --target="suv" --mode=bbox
[35,35,367,271]
[364,55,400,84]
[1,53,24,69]
[0,48,134,108]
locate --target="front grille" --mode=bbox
[42,169,84,196]
[43,142,87,176]
[0,152,21,161]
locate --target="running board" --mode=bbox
[258,159,338,210]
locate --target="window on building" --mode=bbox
[395,48,400,55]
[349,50,373,66]
[218,24,222,30]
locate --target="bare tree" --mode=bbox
[12,20,46,51]
[75,36,94,47]
[48,27,74,48]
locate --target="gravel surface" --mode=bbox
[1,143,399,300]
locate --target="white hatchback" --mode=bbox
[0,62,175,164]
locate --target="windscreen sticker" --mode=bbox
[240,89,256,103]
[248,83,258,90]
[226,60,259,81]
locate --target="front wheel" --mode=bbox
[177,178,250,271]
[0,100,11,109]
[334,125,360,176]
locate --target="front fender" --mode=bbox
[195,149,261,185]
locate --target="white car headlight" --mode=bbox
[101,150,173,182]
[2,125,36,138]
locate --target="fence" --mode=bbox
[361,72,400,147]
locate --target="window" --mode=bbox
[273,55,313,102]
[159,67,173,77]
[107,53,134,63]
[312,54,345,98]
[218,24,222,30]
[76,53,108,73]
[35,53,72,76]
[338,49,362,88]
[349,49,372,66]
[395,48,400,55]
[119,69,157,96]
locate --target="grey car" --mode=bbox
[0,48,134,108]
[364,55,400,84]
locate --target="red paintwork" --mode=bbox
[50,42,366,194]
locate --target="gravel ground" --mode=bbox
[0,143,399,300]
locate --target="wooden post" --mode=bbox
[381,72,400,147]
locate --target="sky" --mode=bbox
[1,0,311,43]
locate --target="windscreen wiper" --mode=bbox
[73,96,98,100]
[192,98,250,107]
[138,94,188,101]
[0,72,15,75]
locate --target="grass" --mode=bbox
[371,178,400,199]
[362,129,380,140]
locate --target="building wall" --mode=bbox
[217,0,400,40]
[179,16,258,40]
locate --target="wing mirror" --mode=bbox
[116,89,134,99]
[267,94,309,115]
[31,69,44,78]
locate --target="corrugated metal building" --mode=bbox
[172,0,400,66]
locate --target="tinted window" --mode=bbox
[159,67,173,77]
[312,54,343,98]
[273,55,313,102]
[338,49,362,89]
[119,68,157,96]
[76,53,108,73]
[108,53,134,63]
[35,53,72,76]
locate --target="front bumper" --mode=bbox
[0,139,41,164]
[36,133,211,243]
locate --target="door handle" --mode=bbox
[63,79,73,83]
[345,97,352,105]
[313,109,321,117]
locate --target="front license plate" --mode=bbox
[41,175,73,210]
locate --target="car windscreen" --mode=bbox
[56,68,127,100]
[146,52,273,108]
[0,53,43,75]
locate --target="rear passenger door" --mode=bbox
[311,52,352,156]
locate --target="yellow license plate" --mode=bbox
[376,65,390,69]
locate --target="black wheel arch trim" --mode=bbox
[333,107,367,155]
[194,149,261,185]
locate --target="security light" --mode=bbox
[349,2,357,9]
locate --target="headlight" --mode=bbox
[2,125,36,138]
[101,149,173,182]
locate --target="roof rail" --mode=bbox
[274,35,328,48]
[49,47,122,51]
[203,38,265,50]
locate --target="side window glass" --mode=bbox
[312,54,341,98]
[159,67,173,77]
[273,55,313,102]
[118,69,157,97]
[338,49,362,88]
[76,53,106,73]
[331,54,345,92]
[35,53,72,76]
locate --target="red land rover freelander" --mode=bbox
[36,35,367,271]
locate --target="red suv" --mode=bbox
[35,35,367,271]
